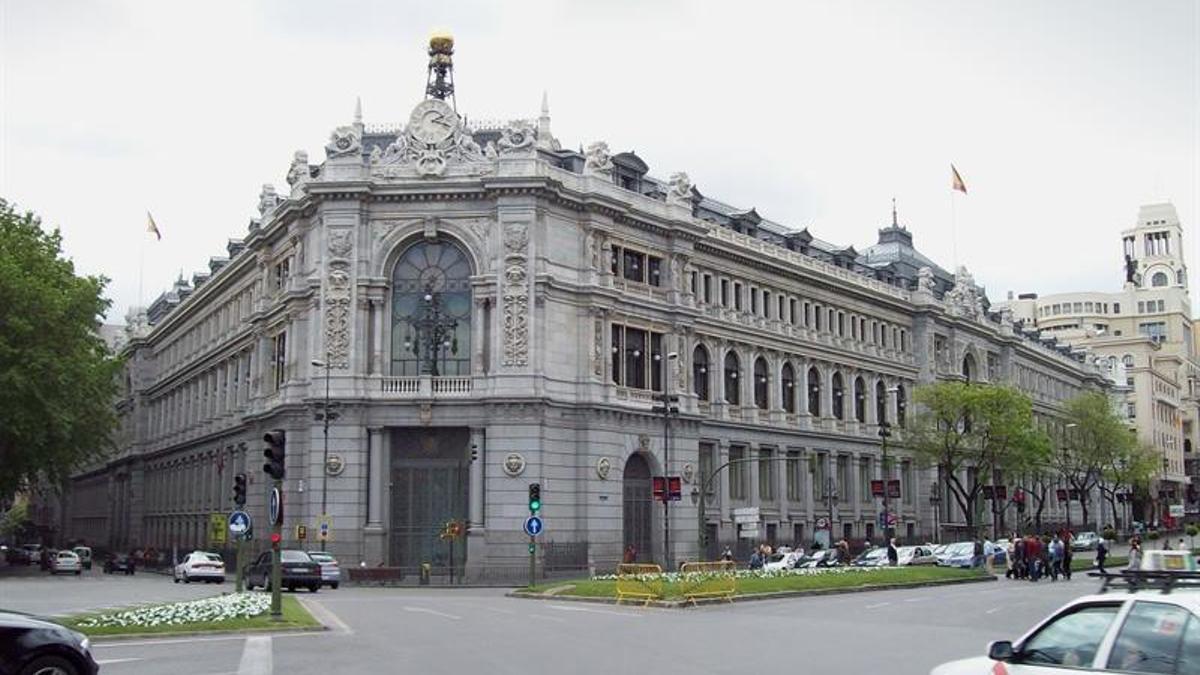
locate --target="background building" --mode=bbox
[999,203,1197,527]
[61,39,1109,577]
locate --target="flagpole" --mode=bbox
[138,228,146,309]
[950,189,959,269]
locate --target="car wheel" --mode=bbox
[217,577,225,584]
[287,584,296,592]
[331,582,339,590]
[75,570,81,576]
[18,654,79,675]
[173,576,180,583]
[183,575,190,584]
[309,584,319,593]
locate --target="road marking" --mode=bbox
[986,607,1002,614]
[92,635,252,648]
[403,606,462,620]
[528,613,568,623]
[865,602,891,609]
[96,658,143,665]
[299,597,353,635]
[237,636,272,675]
[481,606,517,615]
[548,604,643,617]
[903,597,929,603]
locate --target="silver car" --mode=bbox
[307,551,341,589]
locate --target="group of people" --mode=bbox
[1002,532,1078,582]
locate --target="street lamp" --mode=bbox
[880,385,899,545]
[1064,423,1078,531]
[401,281,459,376]
[929,482,942,544]
[652,352,679,571]
[310,357,339,551]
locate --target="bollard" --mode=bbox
[420,562,431,585]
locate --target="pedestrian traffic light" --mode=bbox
[263,430,286,480]
[528,483,541,513]
[233,473,247,506]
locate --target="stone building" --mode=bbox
[63,38,1108,576]
[1000,203,1198,526]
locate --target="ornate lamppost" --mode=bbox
[402,281,459,376]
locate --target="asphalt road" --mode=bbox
[1,569,1106,675]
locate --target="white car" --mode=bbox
[174,551,225,584]
[51,550,82,575]
[931,569,1200,674]
[307,551,341,589]
[898,545,937,566]
[763,551,806,572]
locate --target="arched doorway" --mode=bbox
[622,453,653,563]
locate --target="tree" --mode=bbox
[0,199,121,501]
[1056,392,1137,529]
[1099,443,1157,533]
[0,495,31,541]
[904,381,1048,536]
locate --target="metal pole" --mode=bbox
[880,425,889,545]
[663,401,671,571]
[528,536,535,587]
[235,536,245,593]
[320,359,330,552]
[271,479,282,620]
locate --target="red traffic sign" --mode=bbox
[668,477,682,502]
[653,476,683,502]
[653,476,666,501]
[870,480,884,498]
[887,480,901,499]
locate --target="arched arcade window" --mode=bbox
[832,372,845,420]
[807,367,821,416]
[962,353,976,382]
[853,376,866,422]
[876,381,887,425]
[781,363,795,413]
[896,384,907,428]
[724,351,740,405]
[693,345,710,401]
[391,239,473,376]
[753,357,769,410]
[1151,271,1169,287]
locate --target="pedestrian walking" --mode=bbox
[1026,535,1042,581]
[887,538,899,567]
[1048,534,1064,581]
[1095,536,1108,574]
[1004,537,1016,579]
[1013,535,1026,580]
[1128,537,1142,571]
[721,547,734,562]
[749,548,764,570]
[1164,538,1173,551]
[1062,532,1074,580]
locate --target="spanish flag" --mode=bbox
[951,164,967,194]
[147,211,162,240]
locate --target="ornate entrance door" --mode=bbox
[389,428,469,570]
[622,453,653,563]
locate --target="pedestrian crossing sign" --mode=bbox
[318,516,331,542]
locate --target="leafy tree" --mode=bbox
[1056,391,1137,528]
[904,381,1048,535]
[0,495,31,540]
[0,199,121,501]
[1099,443,1158,533]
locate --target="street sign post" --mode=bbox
[318,516,331,542]
[209,513,227,547]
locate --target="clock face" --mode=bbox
[408,99,458,145]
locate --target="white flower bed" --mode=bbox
[76,593,270,628]
[593,565,911,583]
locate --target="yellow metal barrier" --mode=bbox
[615,563,664,605]
[678,561,736,604]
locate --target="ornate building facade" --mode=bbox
[63,40,1109,575]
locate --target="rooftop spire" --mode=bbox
[354,96,362,125]
[425,32,457,110]
[892,197,898,227]
[541,90,549,117]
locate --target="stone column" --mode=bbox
[467,427,487,579]
[363,426,386,566]
[717,440,731,524]
[748,444,760,506]
[776,449,789,522]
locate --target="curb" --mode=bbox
[88,624,327,643]
[507,574,995,609]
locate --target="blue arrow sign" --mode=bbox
[523,515,544,537]
[228,510,252,534]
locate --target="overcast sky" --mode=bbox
[2,1,1198,323]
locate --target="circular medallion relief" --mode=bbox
[408,99,458,145]
[502,452,526,477]
[596,457,612,480]
[325,454,345,477]
[682,463,695,484]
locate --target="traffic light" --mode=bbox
[233,473,247,506]
[263,430,286,480]
[528,483,541,513]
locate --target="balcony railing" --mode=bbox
[379,376,473,398]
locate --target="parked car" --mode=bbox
[898,545,938,566]
[0,610,98,675]
[798,549,842,569]
[937,542,979,568]
[763,550,807,572]
[103,553,136,575]
[306,551,341,589]
[71,546,92,570]
[931,571,1200,674]
[1072,531,1102,552]
[4,546,31,565]
[19,544,43,565]
[853,547,889,567]
[173,551,225,584]
[244,550,321,592]
[50,550,82,576]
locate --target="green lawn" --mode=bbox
[1070,555,1128,572]
[60,594,320,638]
[530,566,985,601]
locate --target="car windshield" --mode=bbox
[945,543,973,555]
[282,551,312,563]
[204,553,222,562]
[309,553,334,562]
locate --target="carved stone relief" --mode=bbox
[666,172,693,207]
[501,222,530,368]
[323,246,353,369]
[325,125,362,159]
[370,99,492,179]
[592,317,604,377]
[584,141,613,177]
[328,230,353,259]
[496,121,537,155]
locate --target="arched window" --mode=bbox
[1151,271,1169,287]
[781,363,796,413]
[896,384,907,428]
[962,353,976,382]
[724,351,740,405]
[876,381,887,425]
[807,367,821,416]
[832,372,845,420]
[692,345,710,401]
[853,376,866,422]
[1122,354,1135,368]
[391,238,473,376]
[753,357,769,410]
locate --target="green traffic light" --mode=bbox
[528,543,535,554]
[530,500,541,512]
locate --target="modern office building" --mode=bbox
[61,38,1110,576]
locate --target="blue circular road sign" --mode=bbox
[269,487,283,526]
[228,510,252,534]
[523,515,544,537]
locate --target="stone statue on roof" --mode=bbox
[917,266,936,294]
[666,172,693,207]
[584,142,613,177]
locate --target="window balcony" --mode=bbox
[379,375,474,398]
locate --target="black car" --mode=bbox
[244,550,321,593]
[103,553,136,575]
[0,610,98,675]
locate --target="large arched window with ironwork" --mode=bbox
[896,384,907,428]
[853,376,866,422]
[724,351,740,405]
[693,345,710,401]
[391,239,473,376]
[781,362,795,413]
[807,366,821,416]
[753,357,769,410]
[876,381,887,425]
